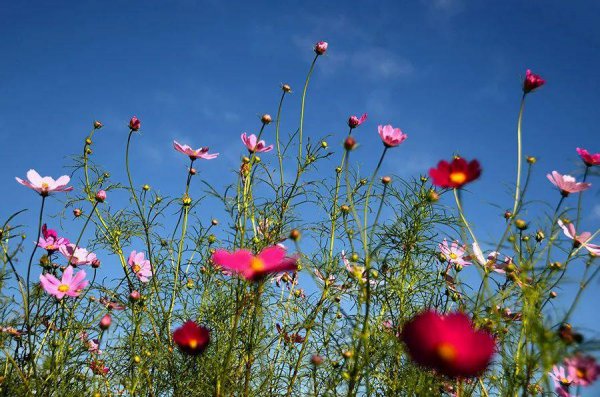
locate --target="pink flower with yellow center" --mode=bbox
[173,140,219,161]
[240,132,273,153]
[39,266,88,300]
[37,224,70,253]
[377,124,407,148]
[128,251,152,282]
[439,239,472,267]
[558,220,600,256]
[547,171,591,197]
[16,169,73,196]
[211,245,298,281]
[59,244,97,266]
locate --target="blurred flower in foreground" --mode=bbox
[400,310,495,378]
[565,354,600,387]
[576,147,600,167]
[173,320,210,355]
[378,124,407,148]
[173,140,219,160]
[348,113,367,129]
[429,158,481,189]
[128,251,153,282]
[16,169,73,196]
[522,69,545,93]
[558,220,600,255]
[241,132,273,153]
[40,266,88,300]
[211,245,298,281]
[547,171,591,197]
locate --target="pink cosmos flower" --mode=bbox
[59,244,98,266]
[211,245,298,281]
[90,360,109,376]
[547,171,591,196]
[341,250,378,286]
[314,41,328,55]
[37,224,70,253]
[129,116,141,131]
[549,365,574,397]
[576,148,600,167]
[378,125,407,148]
[39,265,88,299]
[128,251,152,282]
[348,113,367,129]
[16,169,73,196]
[240,133,273,153]
[565,354,600,387]
[472,243,513,274]
[523,69,545,93]
[173,140,219,160]
[439,240,472,267]
[558,220,600,255]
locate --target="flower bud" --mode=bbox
[91,259,101,269]
[344,136,357,151]
[549,291,558,299]
[311,355,324,366]
[515,219,528,230]
[129,291,141,301]
[261,114,272,124]
[95,190,107,203]
[189,168,197,175]
[350,253,359,262]
[282,84,292,93]
[321,141,328,149]
[526,156,537,164]
[211,219,218,226]
[142,184,150,191]
[129,116,141,131]
[427,189,439,203]
[182,195,192,206]
[86,138,93,145]
[99,314,112,330]
[93,120,103,129]
[208,234,216,244]
[314,41,328,55]
[340,205,350,214]
[289,229,301,241]
[504,210,512,220]
[73,208,82,217]
[535,230,545,242]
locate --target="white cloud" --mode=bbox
[352,48,414,80]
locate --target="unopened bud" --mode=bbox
[73,208,82,217]
[129,291,141,301]
[95,190,107,203]
[282,84,292,93]
[93,120,103,129]
[289,229,301,241]
[311,355,324,366]
[211,219,218,226]
[535,230,545,242]
[344,136,356,151]
[189,168,197,175]
[427,189,439,203]
[515,219,528,230]
[526,156,537,164]
[99,314,112,330]
[261,114,272,124]
[381,176,392,185]
[142,184,150,191]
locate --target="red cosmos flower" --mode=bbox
[523,69,545,93]
[429,157,481,189]
[211,245,298,281]
[173,320,210,355]
[129,116,141,131]
[577,148,600,167]
[400,310,496,378]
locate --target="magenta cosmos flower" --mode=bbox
[16,169,73,196]
[429,157,481,189]
[240,133,273,153]
[439,240,472,268]
[558,220,600,255]
[211,245,298,281]
[314,41,328,55]
[128,251,152,282]
[565,354,600,387]
[348,113,367,129]
[576,147,600,167]
[401,310,496,378]
[378,125,407,148]
[59,244,97,266]
[38,224,70,253]
[547,171,591,196]
[39,265,88,299]
[173,140,219,161]
[523,69,545,93]
[173,320,210,355]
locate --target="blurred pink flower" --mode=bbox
[547,171,591,196]
[439,240,472,267]
[576,147,600,167]
[90,360,109,376]
[16,169,73,196]
[38,224,70,253]
[173,140,219,160]
[59,244,97,266]
[565,353,600,387]
[240,133,273,153]
[348,113,367,129]
[128,251,152,282]
[558,220,600,255]
[342,250,378,286]
[39,266,88,300]
[378,125,407,148]
[129,116,141,131]
[314,41,328,55]
[211,246,298,281]
[523,69,545,93]
[472,243,513,274]
[549,365,574,397]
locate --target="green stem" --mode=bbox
[298,55,319,165]
[512,94,526,215]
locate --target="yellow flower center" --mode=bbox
[449,253,458,260]
[576,368,586,379]
[189,339,198,349]
[436,343,457,363]
[58,284,70,292]
[41,182,49,190]
[250,257,265,271]
[46,245,55,250]
[561,377,571,386]
[132,264,141,273]
[449,172,467,185]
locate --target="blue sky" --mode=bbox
[2,0,600,392]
